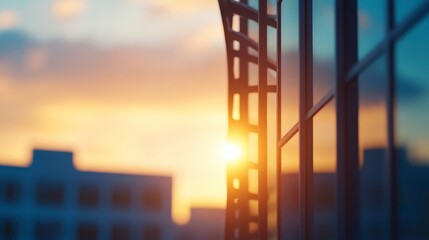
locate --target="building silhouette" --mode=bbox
[0,149,174,240]
[219,0,429,239]
[176,208,225,240]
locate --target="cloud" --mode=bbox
[0,28,229,224]
[0,10,19,30]
[145,0,215,14]
[52,0,86,19]
[180,22,224,54]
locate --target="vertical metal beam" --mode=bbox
[335,0,359,239]
[299,0,313,239]
[276,1,283,239]
[258,0,269,239]
[386,0,397,239]
[238,2,251,240]
[299,0,313,240]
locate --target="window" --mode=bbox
[142,187,162,211]
[78,184,99,208]
[358,56,390,239]
[111,224,130,240]
[36,182,64,206]
[111,186,131,209]
[34,220,62,240]
[0,218,18,240]
[142,225,161,240]
[280,134,300,240]
[396,14,429,240]
[220,0,429,239]
[0,180,20,204]
[76,222,98,240]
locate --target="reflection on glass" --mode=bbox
[268,0,277,15]
[249,19,259,44]
[313,0,335,104]
[267,25,277,85]
[358,0,386,59]
[396,15,429,240]
[280,0,300,135]
[280,134,299,240]
[358,56,390,240]
[280,133,300,240]
[395,0,426,24]
[313,101,336,240]
[267,93,277,240]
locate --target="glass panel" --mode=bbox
[267,93,277,239]
[395,0,426,24]
[313,101,336,240]
[249,92,258,125]
[268,0,277,15]
[313,0,336,105]
[280,133,299,240]
[395,14,429,240]
[280,0,300,135]
[249,62,259,86]
[267,25,277,90]
[249,0,259,10]
[358,56,390,240]
[248,169,259,195]
[267,25,277,80]
[248,132,258,163]
[248,19,259,44]
[358,0,386,59]
[232,94,240,120]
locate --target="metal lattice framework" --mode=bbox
[219,1,279,239]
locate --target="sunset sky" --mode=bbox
[0,0,227,224]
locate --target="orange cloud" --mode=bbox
[181,22,224,54]
[0,34,227,224]
[0,10,18,30]
[52,0,86,19]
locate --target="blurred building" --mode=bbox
[219,0,429,239]
[0,149,174,240]
[176,208,225,240]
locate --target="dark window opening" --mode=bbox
[111,224,130,240]
[0,180,21,204]
[34,221,62,240]
[76,222,98,240]
[142,225,161,240]
[78,185,99,208]
[142,188,162,211]
[36,182,64,206]
[0,219,18,239]
[111,186,131,209]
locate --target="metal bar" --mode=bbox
[335,0,359,239]
[230,31,259,50]
[258,0,269,239]
[276,0,283,238]
[299,0,313,239]
[346,1,429,82]
[278,123,299,148]
[230,0,259,22]
[386,0,397,239]
[305,90,334,121]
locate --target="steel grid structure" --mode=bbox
[219,0,279,239]
[220,0,429,239]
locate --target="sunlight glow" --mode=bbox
[221,142,242,163]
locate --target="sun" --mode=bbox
[221,142,243,163]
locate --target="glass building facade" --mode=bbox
[219,0,429,239]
